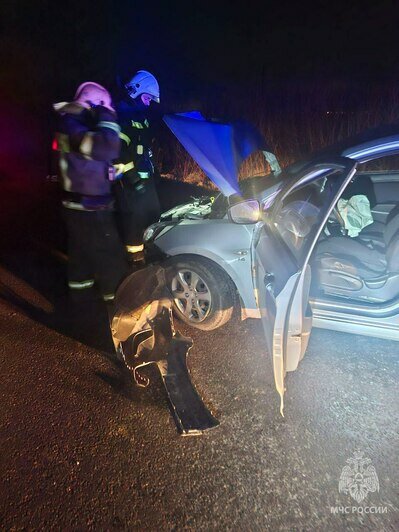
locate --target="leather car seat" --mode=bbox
[314,210,399,302]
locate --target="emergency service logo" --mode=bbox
[338,451,379,502]
[330,451,388,516]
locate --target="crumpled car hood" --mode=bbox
[163,111,268,197]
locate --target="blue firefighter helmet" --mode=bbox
[125,70,160,104]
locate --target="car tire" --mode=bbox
[165,257,236,331]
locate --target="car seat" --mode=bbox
[340,174,398,246]
[314,210,399,302]
[357,204,399,247]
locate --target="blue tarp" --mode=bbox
[163,112,267,197]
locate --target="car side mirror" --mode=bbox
[228,199,261,224]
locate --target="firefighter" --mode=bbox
[113,70,161,262]
[53,82,127,301]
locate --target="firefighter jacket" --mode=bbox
[114,99,155,186]
[54,102,121,209]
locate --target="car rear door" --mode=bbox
[253,159,358,414]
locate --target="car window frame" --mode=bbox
[263,159,358,266]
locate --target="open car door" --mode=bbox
[253,158,358,414]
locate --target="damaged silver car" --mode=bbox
[122,113,399,417]
[145,115,399,346]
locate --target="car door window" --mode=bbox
[269,167,357,263]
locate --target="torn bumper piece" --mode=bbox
[110,265,219,435]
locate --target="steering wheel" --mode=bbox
[324,205,346,236]
[332,205,345,226]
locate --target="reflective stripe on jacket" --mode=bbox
[114,100,154,185]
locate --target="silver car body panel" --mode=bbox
[253,160,358,407]
[155,219,258,312]
[343,135,399,161]
[311,297,399,341]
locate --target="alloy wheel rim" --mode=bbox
[170,269,212,322]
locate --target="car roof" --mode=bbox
[283,123,399,179]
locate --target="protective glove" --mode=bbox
[113,163,126,179]
[92,105,117,123]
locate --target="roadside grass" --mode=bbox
[158,80,399,186]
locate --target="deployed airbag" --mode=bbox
[337,194,374,237]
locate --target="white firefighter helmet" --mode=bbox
[125,70,160,103]
[73,82,114,110]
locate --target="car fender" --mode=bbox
[154,220,259,314]
[161,244,257,313]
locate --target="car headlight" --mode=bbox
[143,224,157,242]
[143,223,174,243]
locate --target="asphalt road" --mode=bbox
[0,181,398,530]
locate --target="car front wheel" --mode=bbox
[165,258,236,331]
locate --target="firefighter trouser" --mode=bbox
[115,178,161,247]
[63,207,128,298]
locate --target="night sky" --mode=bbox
[1,0,399,105]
